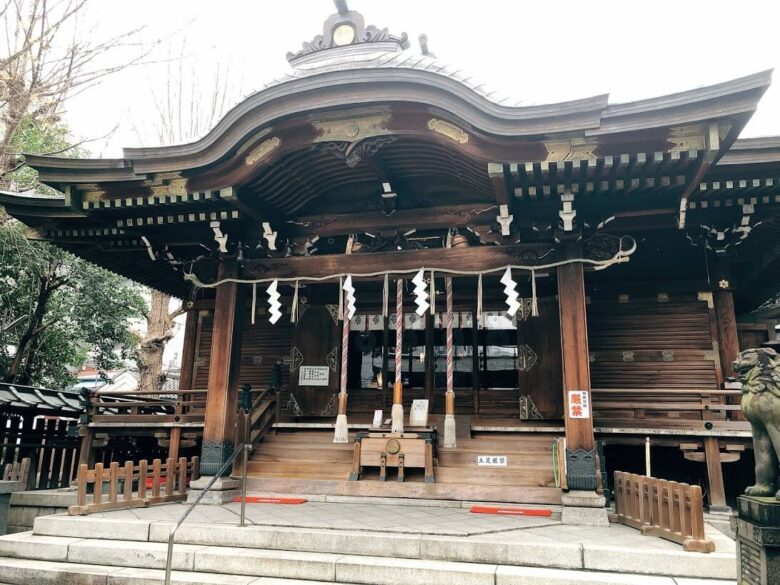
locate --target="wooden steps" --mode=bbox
[246,426,560,502]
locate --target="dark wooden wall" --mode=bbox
[587,295,718,391]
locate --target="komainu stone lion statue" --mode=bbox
[733,347,780,500]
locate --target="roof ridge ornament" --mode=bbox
[287,1,409,66]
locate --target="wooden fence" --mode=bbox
[2,458,31,484]
[68,456,199,515]
[613,471,714,552]
[0,415,81,490]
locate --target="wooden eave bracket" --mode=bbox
[678,123,722,230]
[559,193,576,232]
[210,221,228,253]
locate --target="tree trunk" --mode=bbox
[136,290,178,394]
[4,277,53,383]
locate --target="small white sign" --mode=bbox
[477,455,507,467]
[409,399,429,427]
[372,410,383,428]
[567,390,590,419]
[298,366,330,386]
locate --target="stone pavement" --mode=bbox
[84,497,736,549]
[85,499,557,536]
[0,497,739,584]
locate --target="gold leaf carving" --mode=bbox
[312,114,390,143]
[427,118,469,144]
[245,137,281,166]
[669,135,705,154]
[544,140,597,164]
[697,291,714,309]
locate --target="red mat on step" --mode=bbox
[470,506,552,517]
[232,496,307,504]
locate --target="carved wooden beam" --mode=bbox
[244,243,552,280]
[286,204,506,237]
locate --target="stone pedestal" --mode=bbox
[186,476,239,505]
[561,490,610,526]
[736,496,780,585]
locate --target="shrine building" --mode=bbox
[3,1,780,509]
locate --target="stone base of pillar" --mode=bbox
[561,490,610,526]
[736,495,780,585]
[186,476,240,505]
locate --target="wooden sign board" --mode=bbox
[298,366,330,387]
[567,390,590,419]
[372,410,383,428]
[477,455,507,467]
[409,399,429,427]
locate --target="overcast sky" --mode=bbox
[66,0,780,158]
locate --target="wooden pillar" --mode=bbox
[179,309,198,391]
[715,290,740,380]
[557,240,597,490]
[170,309,198,462]
[704,437,728,510]
[200,259,244,476]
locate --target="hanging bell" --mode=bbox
[450,232,470,248]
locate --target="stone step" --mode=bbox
[0,552,737,585]
[27,515,736,580]
[0,557,334,584]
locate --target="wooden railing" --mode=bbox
[68,456,199,515]
[614,471,714,552]
[83,389,207,427]
[235,388,279,475]
[592,388,742,421]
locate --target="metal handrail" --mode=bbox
[163,442,252,585]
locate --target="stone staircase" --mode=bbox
[0,510,737,584]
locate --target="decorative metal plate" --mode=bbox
[326,304,340,324]
[320,393,337,417]
[326,347,339,372]
[519,395,543,420]
[290,347,304,372]
[386,439,401,454]
[518,344,538,372]
[286,393,304,417]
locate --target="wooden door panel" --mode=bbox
[288,305,340,416]
[517,298,563,419]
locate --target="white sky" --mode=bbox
[65,0,780,158]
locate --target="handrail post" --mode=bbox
[240,443,249,527]
[163,444,248,585]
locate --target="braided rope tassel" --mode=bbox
[392,278,404,433]
[334,287,350,443]
[444,276,456,448]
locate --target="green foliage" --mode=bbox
[6,114,82,192]
[0,215,146,387]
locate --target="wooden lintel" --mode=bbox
[245,243,553,280]
[287,204,507,238]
